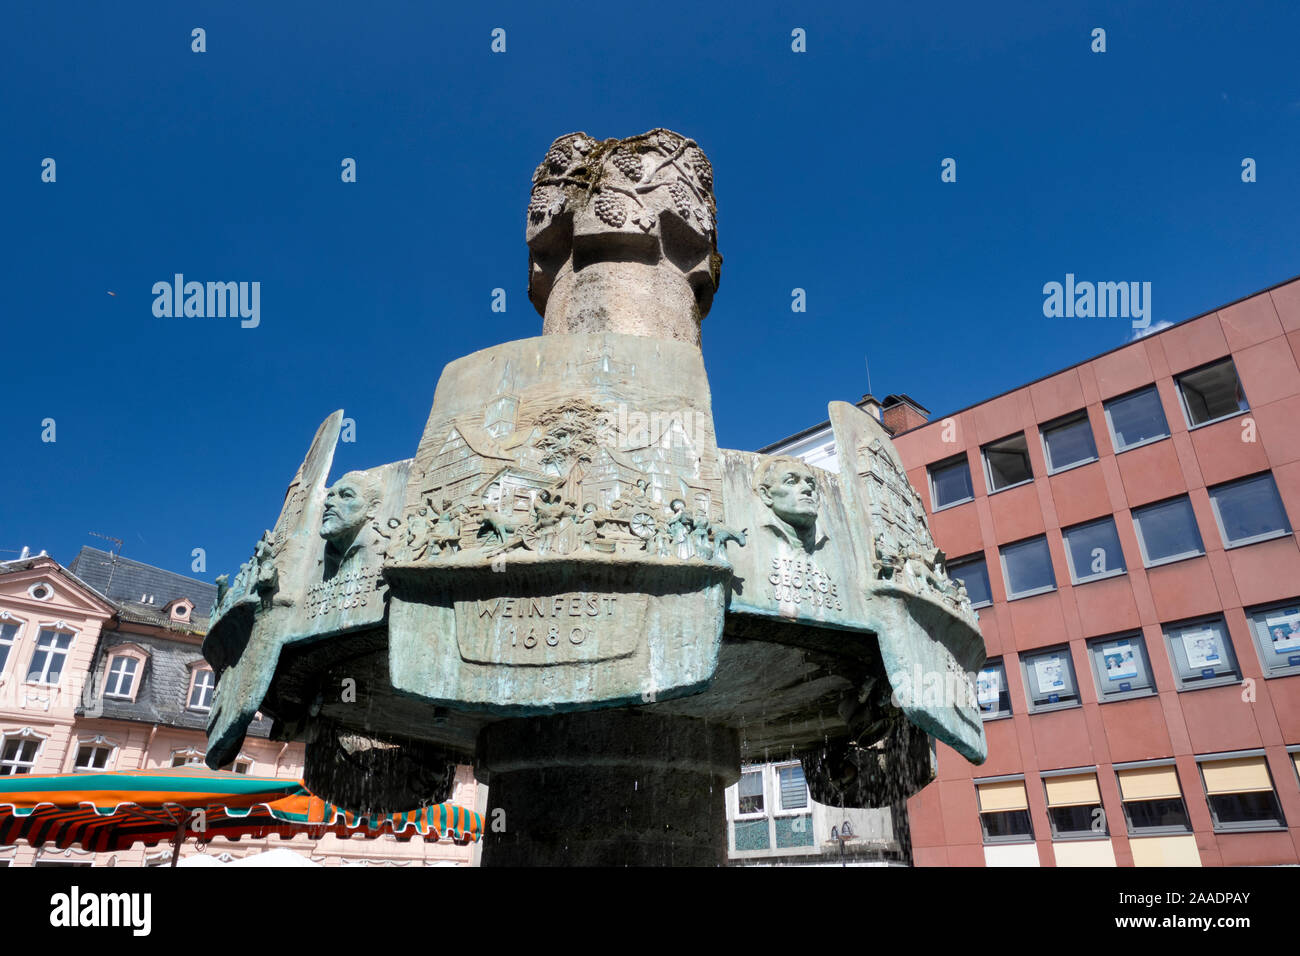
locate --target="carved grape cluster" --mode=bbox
[687,149,712,191]
[610,149,643,182]
[594,192,627,227]
[528,191,553,224]
[667,182,694,218]
[545,143,572,173]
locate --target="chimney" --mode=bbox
[856,394,884,422]
[879,394,930,436]
[19,546,30,559]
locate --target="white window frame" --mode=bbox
[1084,631,1157,702]
[187,666,216,711]
[947,553,993,609]
[976,658,1013,720]
[1061,515,1128,585]
[0,612,24,677]
[1195,750,1287,833]
[25,626,75,686]
[727,762,816,858]
[1039,410,1099,475]
[1175,358,1250,431]
[1161,615,1242,691]
[981,432,1034,495]
[171,747,206,768]
[1103,385,1170,454]
[1131,495,1205,568]
[1207,472,1292,550]
[1020,644,1082,713]
[999,535,1057,601]
[72,735,118,772]
[103,655,139,699]
[1245,598,1300,679]
[0,728,47,775]
[928,454,975,512]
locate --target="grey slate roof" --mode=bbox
[85,627,274,740]
[70,546,217,619]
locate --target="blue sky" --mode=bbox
[3,0,1298,584]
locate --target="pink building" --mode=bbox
[892,276,1300,866]
[0,549,480,867]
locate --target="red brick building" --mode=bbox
[891,276,1300,866]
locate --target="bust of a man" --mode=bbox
[320,470,383,579]
[753,456,824,553]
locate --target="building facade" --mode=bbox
[759,275,1300,867]
[0,548,479,867]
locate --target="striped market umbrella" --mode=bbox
[0,767,482,866]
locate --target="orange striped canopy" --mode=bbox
[0,766,481,852]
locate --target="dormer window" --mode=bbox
[100,643,149,702]
[104,656,139,699]
[165,598,194,623]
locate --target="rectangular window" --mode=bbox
[774,814,814,848]
[976,659,1012,718]
[947,554,992,608]
[1062,516,1127,584]
[1177,358,1249,428]
[104,656,139,699]
[982,433,1033,493]
[188,669,216,710]
[0,622,17,674]
[26,630,72,685]
[929,455,974,510]
[1104,386,1170,453]
[1116,765,1191,835]
[1041,412,1098,473]
[1208,473,1292,548]
[737,769,764,815]
[777,764,808,810]
[74,744,113,771]
[976,779,1034,844]
[171,751,205,768]
[1021,646,1081,712]
[233,760,252,775]
[1044,772,1106,839]
[1132,496,1204,566]
[1086,633,1156,700]
[1000,536,1056,599]
[1198,755,1286,831]
[733,819,770,851]
[1247,600,1300,678]
[1163,617,1241,689]
[0,737,41,775]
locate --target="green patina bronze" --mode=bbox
[201,129,988,865]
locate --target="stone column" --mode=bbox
[526,129,722,347]
[476,711,739,866]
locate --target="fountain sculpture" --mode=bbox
[203,129,988,866]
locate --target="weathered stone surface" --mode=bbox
[527,130,721,346]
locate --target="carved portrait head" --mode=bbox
[321,471,382,549]
[753,456,822,551]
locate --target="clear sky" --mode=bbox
[3,0,1298,585]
